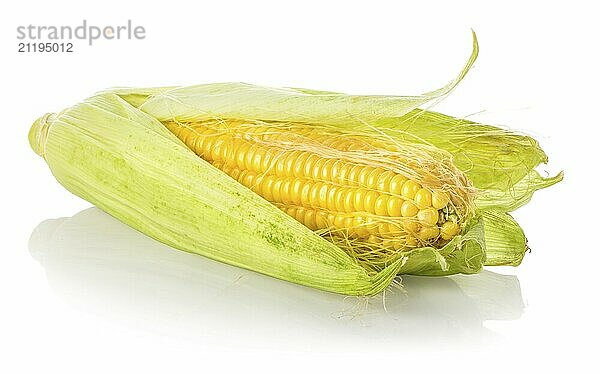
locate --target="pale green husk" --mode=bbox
[29,32,560,295]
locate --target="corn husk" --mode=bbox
[29,33,560,295]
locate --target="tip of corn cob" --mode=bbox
[29,113,55,158]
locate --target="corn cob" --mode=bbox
[163,119,475,269]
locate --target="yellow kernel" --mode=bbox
[244,146,259,172]
[317,184,329,207]
[343,189,354,212]
[334,189,347,212]
[300,181,312,207]
[326,213,336,228]
[236,169,248,183]
[210,137,225,161]
[260,175,276,201]
[363,191,380,214]
[221,141,233,162]
[366,168,384,190]
[387,221,404,236]
[417,207,439,226]
[389,174,407,195]
[418,226,439,241]
[401,180,421,199]
[280,180,293,205]
[304,210,317,230]
[353,188,368,212]
[242,172,256,188]
[286,206,297,219]
[271,179,284,203]
[295,207,306,224]
[353,215,370,237]
[344,216,356,237]
[303,154,319,178]
[401,200,419,217]
[311,158,327,180]
[405,236,418,248]
[329,160,342,181]
[249,148,265,172]
[337,163,353,184]
[402,219,420,233]
[275,152,290,176]
[260,149,274,172]
[440,221,461,240]
[320,159,336,180]
[228,168,241,181]
[323,186,336,211]
[414,188,433,209]
[315,211,328,229]
[365,216,378,234]
[250,176,263,193]
[378,222,391,236]
[377,170,395,192]
[284,151,300,176]
[358,167,375,187]
[347,165,363,185]
[387,196,403,216]
[202,136,216,159]
[293,152,309,177]
[333,214,346,229]
[288,179,301,205]
[309,182,322,208]
[235,143,251,168]
[374,195,389,216]
[432,190,450,209]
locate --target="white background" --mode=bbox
[0,0,596,372]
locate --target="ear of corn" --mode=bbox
[109,34,560,269]
[29,32,560,294]
[29,93,487,296]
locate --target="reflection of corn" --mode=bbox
[165,120,465,251]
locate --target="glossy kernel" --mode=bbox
[440,221,461,240]
[374,195,389,216]
[414,188,432,209]
[366,168,384,190]
[418,226,439,241]
[363,191,380,214]
[401,180,421,199]
[401,201,419,217]
[432,190,450,209]
[417,207,439,226]
[387,196,403,216]
[389,174,406,195]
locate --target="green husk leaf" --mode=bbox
[480,210,527,266]
[476,169,563,212]
[112,32,479,127]
[372,109,551,192]
[29,93,487,295]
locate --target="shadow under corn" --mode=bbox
[29,207,524,349]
